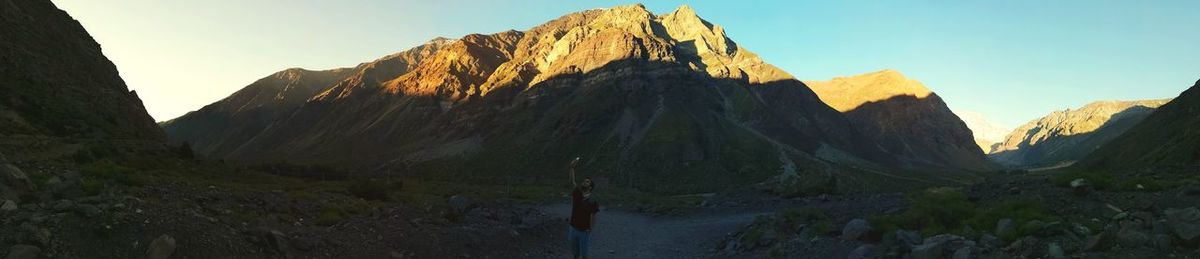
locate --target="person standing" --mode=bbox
[567,157,598,259]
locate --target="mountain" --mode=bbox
[0,0,163,141]
[990,99,1170,168]
[1080,79,1200,169]
[162,4,963,194]
[953,110,1010,153]
[805,70,993,172]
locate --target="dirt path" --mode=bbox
[539,203,768,258]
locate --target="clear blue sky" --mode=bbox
[54,0,1200,127]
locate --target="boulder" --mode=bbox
[74,204,101,218]
[995,218,1014,237]
[448,195,475,215]
[1116,224,1149,248]
[1083,233,1110,251]
[1069,178,1091,195]
[44,171,84,199]
[840,218,872,240]
[895,229,922,250]
[1047,243,1065,259]
[268,230,290,253]
[147,235,176,259]
[52,200,75,212]
[4,245,41,259]
[978,234,1000,250]
[951,246,972,259]
[1,200,16,212]
[910,242,943,259]
[0,163,33,195]
[846,244,874,259]
[1165,207,1200,242]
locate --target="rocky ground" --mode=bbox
[718,166,1200,258]
[5,145,1200,259]
[0,151,571,259]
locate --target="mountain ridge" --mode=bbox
[990,98,1170,168]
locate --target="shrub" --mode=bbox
[313,209,345,226]
[81,160,144,186]
[871,189,1055,240]
[347,179,394,201]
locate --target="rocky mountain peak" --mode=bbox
[806,69,933,112]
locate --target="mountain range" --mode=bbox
[163,4,989,193]
[989,99,1169,168]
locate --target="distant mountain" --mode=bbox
[165,4,948,194]
[1080,79,1200,169]
[806,70,994,172]
[990,99,1170,168]
[0,0,163,141]
[953,110,1011,153]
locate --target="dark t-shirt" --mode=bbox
[570,187,599,231]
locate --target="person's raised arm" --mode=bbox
[569,157,580,187]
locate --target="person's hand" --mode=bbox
[570,157,580,167]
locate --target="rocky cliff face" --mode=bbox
[164,4,929,193]
[0,0,164,141]
[806,70,994,172]
[954,110,1011,153]
[1080,80,1200,169]
[991,99,1170,168]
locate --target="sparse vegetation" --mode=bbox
[870,188,1055,240]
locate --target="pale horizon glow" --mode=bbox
[52,1,1200,127]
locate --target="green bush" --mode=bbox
[313,209,345,226]
[81,160,145,186]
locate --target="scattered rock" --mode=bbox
[995,218,1014,238]
[0,163,34,197]
[19,223,50,247]
[1,200,16,212]
[4,245,41,259]
[74,204,101,217]
[1047,243,1065,259]
[910,242,943,259]
[846,244,874,259]
[52,200,74,212]
[1070,178,1091,195]
[448,195,476,215]
[1070,222,1092,236]
[146,234,176,259]
[268,230,290,253]
[1165,207,1200,242]
[1116,224,1149,248]
[895,229,922,250]
[1083,233,1110,251]
[840,219,871,240]
[1022,220,1046,236]
[951,246,972,259]
[1154,234,1172,250]
[978,234,1000,250]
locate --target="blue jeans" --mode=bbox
[568,226,591,257]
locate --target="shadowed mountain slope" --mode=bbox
[1080,79,1200,169]
[806,70,994,172]
[991,99,1170,168]
[0,0,163,141]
